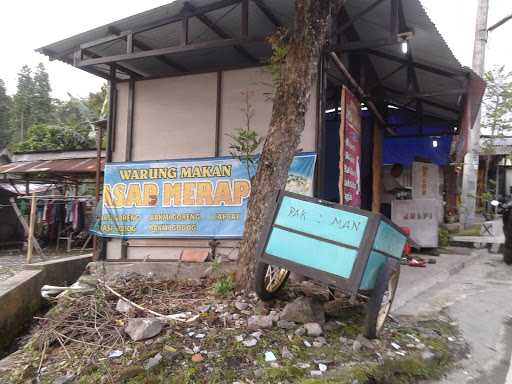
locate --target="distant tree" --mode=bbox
[481,66,512,195]
[0,79,13,148]
[13,123,95,152]
[15,85,108,152]
[482,66,512,139]
[32,63,53,124]
[11,65,35,140]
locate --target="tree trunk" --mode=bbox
[236,0,340,290]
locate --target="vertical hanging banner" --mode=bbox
[339,86,362,207]
[91,153,316,238]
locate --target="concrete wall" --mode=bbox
[107,66,318,260]
[0,270,44,356]
[0,255,92,356]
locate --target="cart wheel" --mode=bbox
[255,262,290,301]
[364,261,400,339]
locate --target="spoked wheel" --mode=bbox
[364,261,400,339]
[255,262,290,301]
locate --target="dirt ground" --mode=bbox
[0,268,466,384]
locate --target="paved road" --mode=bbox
[394,251,512,384]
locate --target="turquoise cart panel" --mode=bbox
[275,196,368,247]
[265,227,358,278]
[359,251,388,290]
[373,221,407,259]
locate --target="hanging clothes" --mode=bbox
[42,201,48,224]
[46,201,54,224]
[65,200,73,223]
[72,201,80,231]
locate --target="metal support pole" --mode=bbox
[460,0,489,226]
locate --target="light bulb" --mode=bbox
[401,41,408,54]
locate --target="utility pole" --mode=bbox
[460,0,489,226]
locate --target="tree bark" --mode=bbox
[236,0,341,290]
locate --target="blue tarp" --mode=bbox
[382,109,454,166]
[383,136,452,166]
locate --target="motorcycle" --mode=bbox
[491,199,512,265]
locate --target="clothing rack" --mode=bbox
[17,195,95,201]
[10,194,95,263]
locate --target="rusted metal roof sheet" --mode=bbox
[0,158,104,175]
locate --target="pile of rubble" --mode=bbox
[0,270,466,384]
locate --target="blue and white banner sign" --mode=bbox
[92,153,316,238]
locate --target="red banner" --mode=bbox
[339,86,361,207]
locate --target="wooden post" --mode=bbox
[372,122,383,213]
[26,193,37,264]
[9,198,45,258]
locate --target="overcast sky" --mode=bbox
[1,0,510,100]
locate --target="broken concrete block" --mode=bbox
[247,315,273,330]
[277,320,296,330]
[279,296,325,324]
[125,318,163,341]
[304,322,323,337]
[144,353,162,370]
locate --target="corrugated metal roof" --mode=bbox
[0,158,104,175]
[37,0,479,125]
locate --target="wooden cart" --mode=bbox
[255,191,407,339]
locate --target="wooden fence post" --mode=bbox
[26,193,37,264]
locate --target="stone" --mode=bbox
[310,370,323,377]
[144,353,162,370]
[281,346,294,360]
[243,338,258,347]
[352,339,362,353]
[279,296,325,324]
[355,334,375,351]
[53,375,74,384]
[254,301,269,315]
[254,368,265,378]
[304,322,323,337]
[323,321,341,332]
[339,336,350,345]
[234,302,248,311]
[314,337,327,346]
[115,299,134,314]
[247,315,273,330]
[421,350,437,362]
[270,310,280,323]
[277,320,296,330]
[251,331,263,340]
[125,318,163,341]
[294,326,306,336]
[235,335,244,342]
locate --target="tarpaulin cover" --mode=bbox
[383,136,452,166]
[383,110,454,166]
